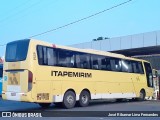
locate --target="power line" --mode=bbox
[0,44,6,47]
[0,0,42,24]
[27,0,133,38]
[0,1,60,47]
[0,0,59,27]
[0,0,31,17]
[0,0,133,46]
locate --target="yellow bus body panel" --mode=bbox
[2,39,154,103]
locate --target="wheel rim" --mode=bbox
[66,95,74,105]
[81,94,88,104]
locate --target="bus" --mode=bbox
[2,39,154,109]
[0,64,3,95]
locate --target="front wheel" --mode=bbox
[63,91,76,109]
[38,103,51,108]
[137,90,146,101]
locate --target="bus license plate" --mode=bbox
[11,93,16,96]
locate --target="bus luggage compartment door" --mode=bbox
[3,70,30,100]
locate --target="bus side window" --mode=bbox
[76,53,90,69]
[91,55,100,70]
[70,54,75,67]
[37,46,43,65]
[132,61,144,74]
[128,61,133,73]
[43,47,47,65]
[37,46,48,65]
[122,60,133,73]
[92,60,99,69]
[138,62,144,74]
[110,58,121,72]
[75,53,81,68]
[132,62,139,73]
[101,57,111,70]
[47,48,56,66]
[68,53,75,67]
[101,58,106,70]
[57,49,75,68]
[37,45,57,66]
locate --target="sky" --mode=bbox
[0,0,160,57]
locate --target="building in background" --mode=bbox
[70,30,160,70]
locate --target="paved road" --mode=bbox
[0,97,160,120]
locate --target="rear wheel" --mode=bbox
[78,91,90,107]
[38,103,51,108]
[63,91,76,109]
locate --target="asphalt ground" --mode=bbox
[0,97,160,120]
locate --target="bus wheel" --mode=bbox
[78,91,90,107]
[138,90,146,101]
[38,103,51,108]
[63,91,76,109]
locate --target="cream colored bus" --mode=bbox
[2,39,154,109]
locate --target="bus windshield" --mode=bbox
[5,39,30,62]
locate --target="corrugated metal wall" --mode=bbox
[70,30,160,51]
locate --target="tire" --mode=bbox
[78,91,90,107]
[63,91,76,109]
[38,103,51,108]
[138,90,145,101]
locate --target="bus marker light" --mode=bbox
[52,44,56,48]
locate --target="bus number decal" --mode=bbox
[33,52,36,60]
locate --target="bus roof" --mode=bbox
[29,39,149,63]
